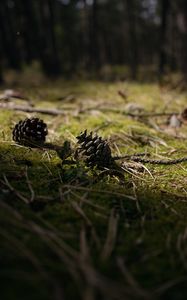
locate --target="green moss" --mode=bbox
[1,80,187,300]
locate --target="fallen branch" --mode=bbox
[79,106,178,117]
[100,109,178,117]
[116,155,187,165]
[0,103,67,116]
[113,152,150,160]
[0,102,178,118]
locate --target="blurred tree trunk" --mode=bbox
[176,0,187,79]
[0,63,3,84]
[125,0,138,80]
[0,40,4,83]
[39,0,61,76]
[0,1,21,70]
[0,9,4,84]
[159,0,170,76]
[89,0,100,69]
[47,0,60,73]
[170,7,177,71]
[19,0,38,63]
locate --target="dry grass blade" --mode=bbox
[154,277,187,296]
[71,201,92,227]
[70,191,107,214]
[82,287,95,300]
[63,184,136,200]
[117,257,152,300]
[26,221,82,284]
[101,209,119,261]
[120,165,150,182]
[79,228,96,300]
[0,228,49,280]
[138,162,154,179]
[2,174,29,204]
[80,227,91,263]
[78,262,138,300]
[25,166,35,202]
[177,233,187,270]
[71,201,101,249]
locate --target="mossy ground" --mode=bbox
[0,79,187,300]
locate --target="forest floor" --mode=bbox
[0,79,187,300]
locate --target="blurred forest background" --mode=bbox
[0,0,187,83]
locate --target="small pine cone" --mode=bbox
[76,130,113,169]
[12,117,48,146]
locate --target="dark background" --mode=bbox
[0,0,187,82]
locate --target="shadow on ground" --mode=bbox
[1,143,187,300]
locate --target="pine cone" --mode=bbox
[12,117,48,146]
[76,130,113,169]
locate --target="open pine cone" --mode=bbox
[76,130,113,169]
[12,117,48,146]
